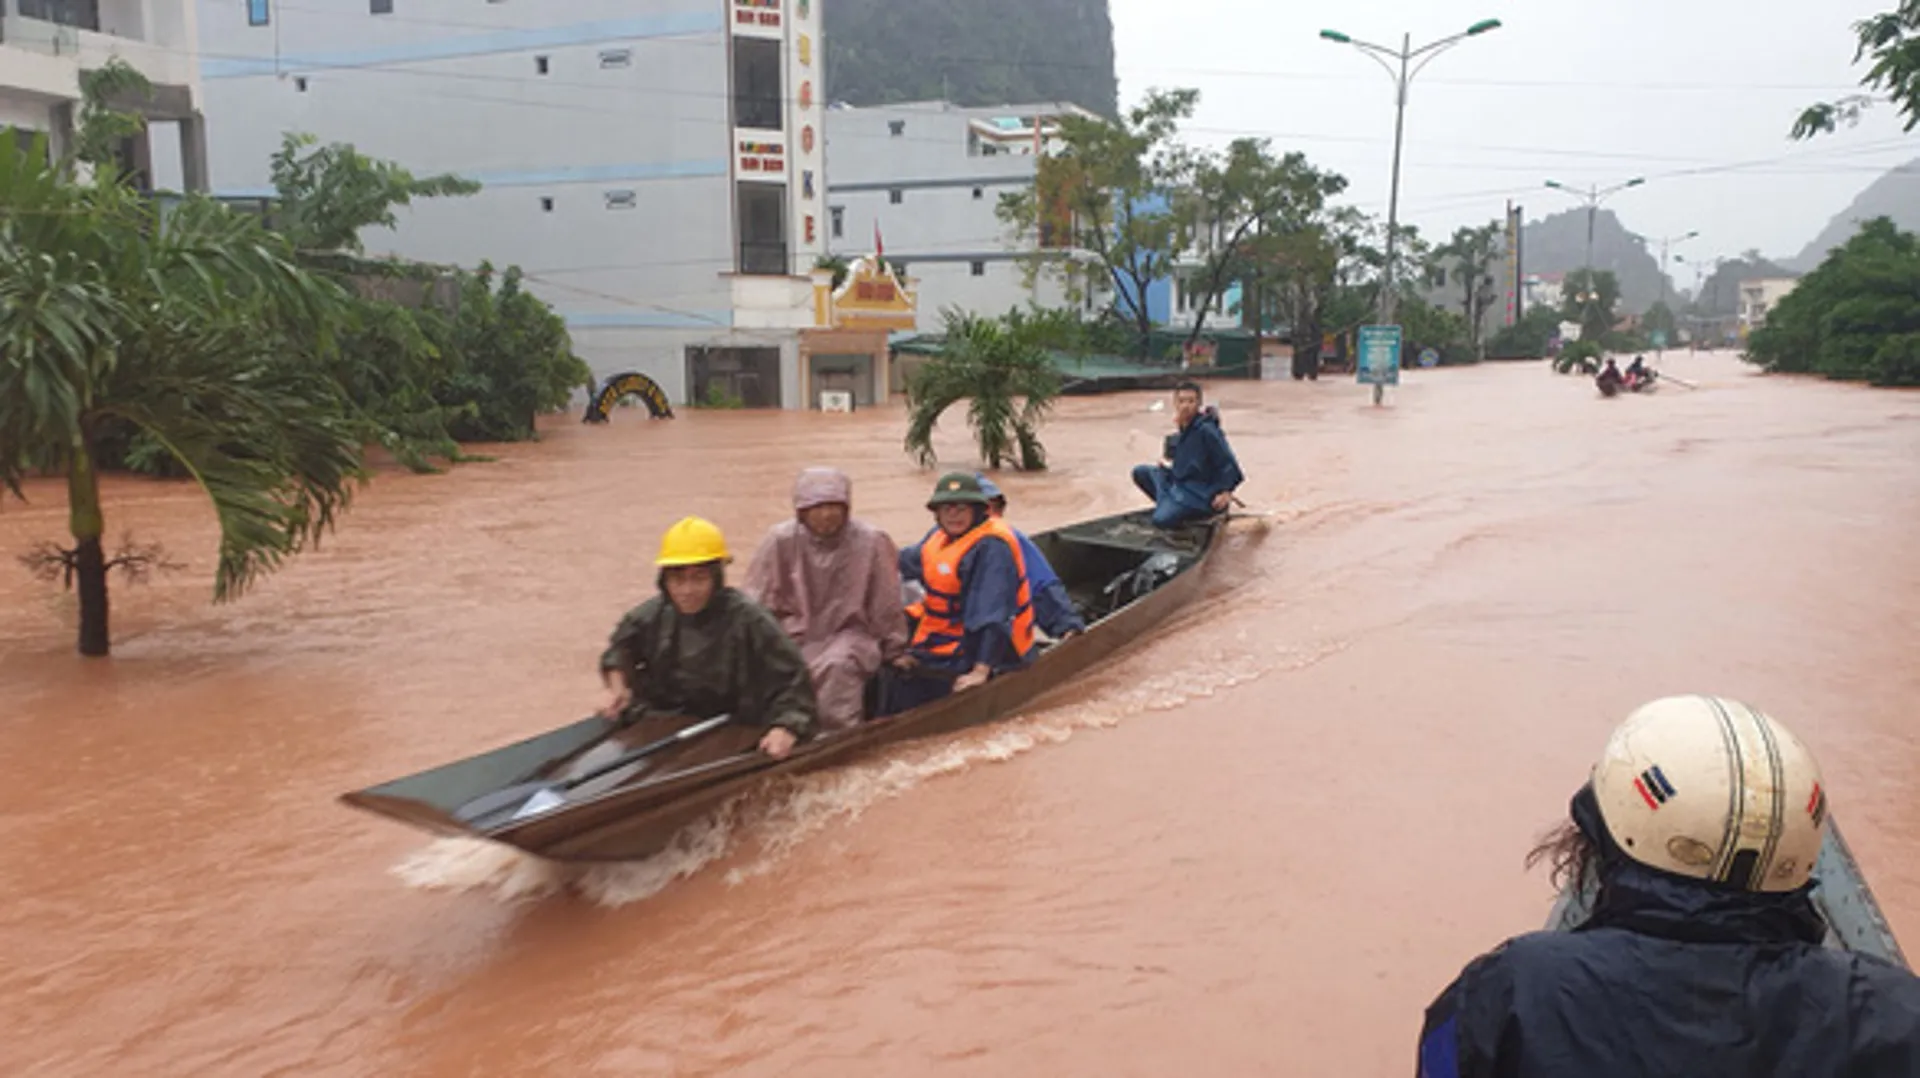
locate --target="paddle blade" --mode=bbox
[452,781,552,826]
[512,787,567,821]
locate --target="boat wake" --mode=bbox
[391,529,1341,910]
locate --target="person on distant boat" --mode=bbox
[1596,358,1625,394]
[882,472,1036,715]
[976,473,1086,640]
[599,517,817,760]
[1415,695,1920,1078]
[742,467,908,733]
[1132,381,1244,529]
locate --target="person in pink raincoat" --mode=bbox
[743,467,910,731]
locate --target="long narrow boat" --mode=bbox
[1545,818,1909,969]
[340,509,1225,863]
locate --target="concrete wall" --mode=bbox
[185,0,817,403]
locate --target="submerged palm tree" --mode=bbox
[0,131,364,656]
[903,308,1062,471]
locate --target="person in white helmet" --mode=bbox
[1416,695,1920,1078]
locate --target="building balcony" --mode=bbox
[2,0,198,115]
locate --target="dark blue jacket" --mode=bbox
[1163,409,1243,505]
[1419,828,1920,1077]
[899,528,1026,673]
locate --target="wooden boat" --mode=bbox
[339,509,1225,863]
[1545,817,1910,969]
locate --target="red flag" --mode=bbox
[874,221,884,262]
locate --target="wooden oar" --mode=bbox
[453,714,733,829]
[1654,371,1699,389]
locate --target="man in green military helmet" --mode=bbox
[884,472,1037,715]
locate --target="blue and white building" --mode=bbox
[172,0,830,407]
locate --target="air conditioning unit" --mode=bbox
[818,391,854,413]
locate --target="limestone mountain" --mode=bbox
[822,0,1119,117]
[1520,208,1673,314]
[1783,156,1920,272]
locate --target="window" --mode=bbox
[972,187,984,200]
[888,120,905,137]
[894,262,909,278]
[540,196,554,212]
[829,205,844,238]
[247,0,270,26]
[605,190,637,210]
[732,38,783,131]
[888,189,902,205]
[294,76,309,92]
[370,0,392,13]
[970,261,985,277]
[599,48,631,68]
[21,0,100,30]
[737,183,788,276]
[535,55,549,75]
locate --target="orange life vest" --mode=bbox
[909,518,1035,662]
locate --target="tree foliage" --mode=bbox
[904,309,1063,471]
[269,133,480,254]
[1793,1,1920,137]
[0,131,365,656]
[1743,217,1920,386]
[997,89,1197,358]
[1560,268,1622,342]
[1432,221,1504,355]
[1486,305,1565,360]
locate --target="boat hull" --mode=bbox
[1544,818,1908,969]
[339,510,1225,863]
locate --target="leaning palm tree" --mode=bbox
[904,308,1062,471]
[0,131,364,656]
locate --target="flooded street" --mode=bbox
[3,352,1917,1076]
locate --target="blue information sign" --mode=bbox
[1357,324,1403,387]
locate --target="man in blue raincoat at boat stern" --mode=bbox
[1132,381,1244,529]
[976,473,1086,640]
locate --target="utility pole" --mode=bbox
[1544,176,1646,341]
[1321,17,1502,404]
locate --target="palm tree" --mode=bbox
[903,308,1062,471]
[1,132,364,656]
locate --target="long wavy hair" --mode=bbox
[1526,819,1600,894]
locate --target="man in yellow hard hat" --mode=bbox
[597,517,817,760]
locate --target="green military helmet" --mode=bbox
[926,470,990,508]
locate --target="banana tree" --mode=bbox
[1,131,364,656]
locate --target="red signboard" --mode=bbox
[733,0,781,30]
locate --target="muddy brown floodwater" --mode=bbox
[2,353,1917,1075]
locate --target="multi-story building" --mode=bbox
[179,0,833,408]
[1737,276,1799,337]
[1,0,208,187]
[823,100,1104,330]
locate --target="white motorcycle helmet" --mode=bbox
[1592,695,1827,893]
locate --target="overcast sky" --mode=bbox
[1110,0,1915,269]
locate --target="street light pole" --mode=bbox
[1543,176,1645,336]
[1321,18,1501,403]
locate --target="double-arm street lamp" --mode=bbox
[1319,18,1503,325]
[1544,177,1646,283]
[1652,229,1699,309]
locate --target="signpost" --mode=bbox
[1651,328,1668,365]
[1357,324,1403,405]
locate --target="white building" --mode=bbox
[823,100,1102,331]
[1,0,208,187]
[1737,276,1799,336]
[175,0,832,408]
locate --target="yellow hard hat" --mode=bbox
[656,516,732,567]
